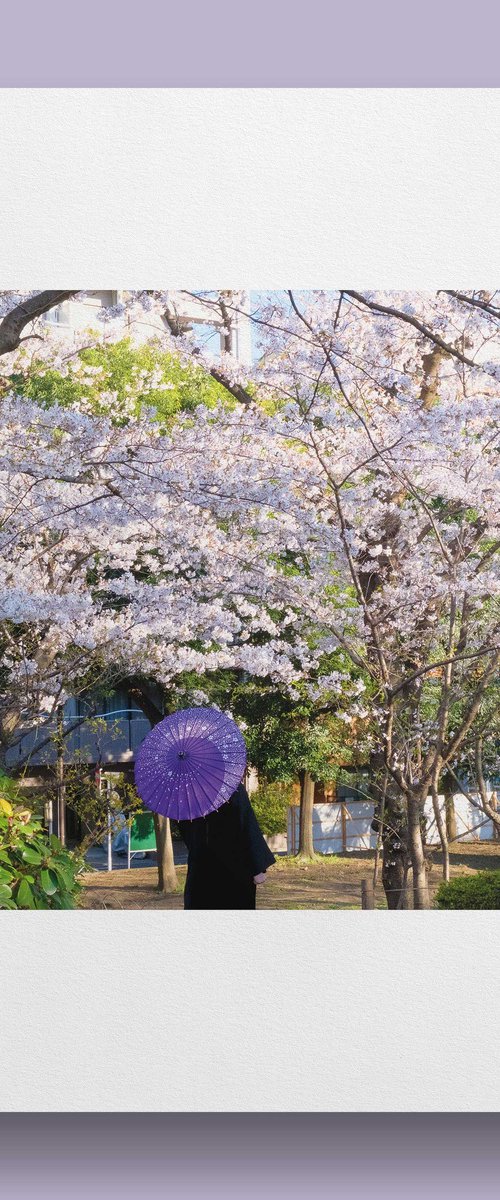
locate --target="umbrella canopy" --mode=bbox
[134,706,247,821]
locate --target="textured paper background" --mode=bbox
[2,89,499,285]
[3,912,500,1110]
[1,89,499,1112]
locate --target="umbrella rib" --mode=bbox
[137,772,167,814]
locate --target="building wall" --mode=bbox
[41,290,253,363]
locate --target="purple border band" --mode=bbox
[1,1114,499,1199]
[2,0,499,1190]
[1,0,500,86]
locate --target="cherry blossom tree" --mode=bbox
[138,288,498,907]
[1,289,498,908]
[0,376,324,888]
[175,289,499,908]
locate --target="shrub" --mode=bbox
[250,780,294,837]
[0,787,84,910]
[435,871,500,910]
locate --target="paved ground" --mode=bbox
[85,841,187,872]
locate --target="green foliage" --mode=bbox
[8,338,233,426]
[39,727,143,854]
[435,871,500,910]
[0,779,83,910]
[171,667,366,786]
[250,781,293,837]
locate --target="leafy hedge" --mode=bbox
[435,871,500,910]
[250,781,293,837]
[0,792,83,910]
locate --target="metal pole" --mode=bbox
[95,763,104,864]
[106,778,113,872]
[56,705,66,846]
[44,799,53,839]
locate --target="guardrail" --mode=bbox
[5,710,152,769]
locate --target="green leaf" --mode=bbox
[16,878,34,908]
[0,882,13,904]
[31,837,51,854]
[0,866,14,884]
[50,892,75,910]
[40,868,58,896]
[22,846,43,865]
[53,864,74,891]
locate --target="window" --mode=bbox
[190,321,228,357]
[85,291,118,309]
[43,301,70,326]
[63,691,143,722]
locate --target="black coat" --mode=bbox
[178,784,276,910]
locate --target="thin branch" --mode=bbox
[344,290,480,370]
[389,644,499,698]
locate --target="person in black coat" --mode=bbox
[178,782,276,909]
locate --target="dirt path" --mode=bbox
[80,841,500,909]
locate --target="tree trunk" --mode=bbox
[397,860,412,909]
[126,681,178,895]
[475,736,500,837]
[297,770,316,859]
[371,766,407,909]
[408,795,430,909]
[491,792,500,841]
[431,784,449,882]
[372,770,387,888]
[444,790,457,842]
[382,845,407,909]
[154,813,177,894]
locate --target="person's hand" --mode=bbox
[253,872,268,884]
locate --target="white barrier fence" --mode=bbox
[287,792,499,855]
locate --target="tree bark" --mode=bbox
[126,679,178,894]
[297,770,316,858]
[154,812,177,894]
[408,795,431,909]
[0,291,78,357]
[491,793,500,841]
[382,846,407,908]
[431,782,449,882]
[371,762,407,909]
[444,789,457,842]
[475,735,500,837]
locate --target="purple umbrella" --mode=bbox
[134,706,247,821]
